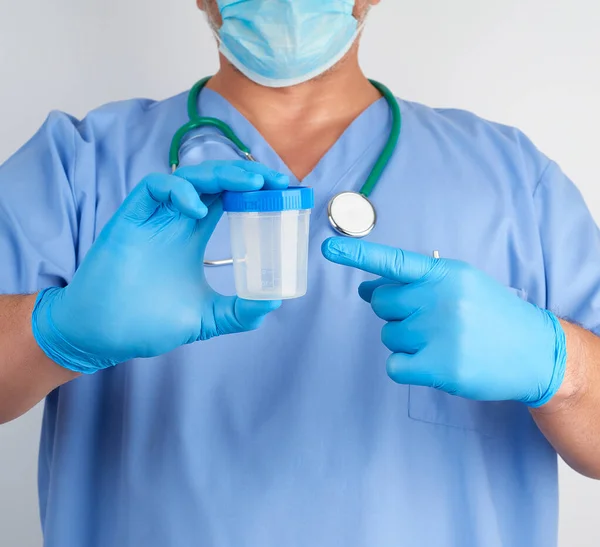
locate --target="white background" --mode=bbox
[0,0,599,545]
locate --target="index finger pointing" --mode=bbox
[321,237,437,284]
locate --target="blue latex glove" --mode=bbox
[32,161,289,374]
[322,238,567,407]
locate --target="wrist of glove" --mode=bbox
[527,308,567,408]
[32,288,119,374]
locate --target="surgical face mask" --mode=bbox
[214,0,363,88]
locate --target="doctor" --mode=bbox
[1,1,599,546]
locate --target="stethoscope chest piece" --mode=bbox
[327,191,377,238]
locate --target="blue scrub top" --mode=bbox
[1,86,600,547]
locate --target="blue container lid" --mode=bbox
[222,187,314,213]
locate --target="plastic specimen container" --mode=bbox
[221,187,315,300]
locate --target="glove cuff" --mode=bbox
[527,310,568,408]
[32,288,118,375]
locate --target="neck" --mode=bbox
[207,51,379,129]
[206,50,382,180]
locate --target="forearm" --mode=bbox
[0,294,78,424]
[531,320,600,479]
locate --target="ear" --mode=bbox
[197,0,205,10]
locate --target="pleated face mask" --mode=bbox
[215,0,362,88]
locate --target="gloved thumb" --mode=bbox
[210,296,281,336]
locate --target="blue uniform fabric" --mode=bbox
[1,86,600,547]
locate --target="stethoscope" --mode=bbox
[169,76,402,267]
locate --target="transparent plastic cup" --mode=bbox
[222,188,314,300]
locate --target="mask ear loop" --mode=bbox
[355,4,371,33]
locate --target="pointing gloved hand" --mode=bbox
[322,238,567,407]
[32,161,289,374]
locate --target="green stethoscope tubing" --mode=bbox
[169,77,402,200]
